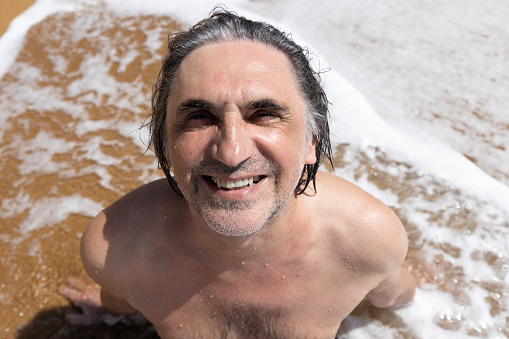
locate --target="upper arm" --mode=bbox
[80,209,134,290]
[80,211,136,313]
[316,171,415,308]
[361,204,415,308]
[318,171,409,268]
[80,211,109,284]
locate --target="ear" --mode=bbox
[304,137,317,165]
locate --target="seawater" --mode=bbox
[0,0,507,338]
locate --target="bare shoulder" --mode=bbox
[81,179,182,289]
[312,171,408,271]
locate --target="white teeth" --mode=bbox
[211,176,260,190]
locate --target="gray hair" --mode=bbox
[149,7,333,195]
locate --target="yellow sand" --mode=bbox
[0,0,37,37]
[0,7,176,337]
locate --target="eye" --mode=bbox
[189,111,214,120]
[248,110,282,126]
[181,111,217,130]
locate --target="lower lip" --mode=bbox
[204,177,264,199]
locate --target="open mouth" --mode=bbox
[210,175,262,190]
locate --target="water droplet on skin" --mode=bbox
[179,324,183,328]
[264,263,268,267]
[241,261,245,265]
[282,275,285,280]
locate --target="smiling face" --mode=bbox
[165,40,316,237]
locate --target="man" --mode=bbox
[60,8,418,338]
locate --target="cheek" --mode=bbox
[256,127,309,164]
[169,132,210,170]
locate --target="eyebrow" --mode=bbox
[246,99,289,112]
[176,98,289,113]
[177,99,216,112]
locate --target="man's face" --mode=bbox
[165,40,316,236]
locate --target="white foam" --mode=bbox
[1,0,507,209]
[295,36,509,214]
[3,1,505,212]
[0,0,78,79]
[1,1,508,338]
[104,0,217,25]
[18,195,103,233]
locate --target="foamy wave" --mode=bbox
[0,1,507,338]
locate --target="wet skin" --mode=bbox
[165,40,316,237]
[69,40,417,338]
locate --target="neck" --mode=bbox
[184,195,311,267]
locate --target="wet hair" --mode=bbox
[149,7,333,195]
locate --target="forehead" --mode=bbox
[170,40,303,106]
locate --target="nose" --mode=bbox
[211,112,254,167]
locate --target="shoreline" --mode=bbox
[1,1,507,338]
[0,8,176,337]
[0,0,37,38]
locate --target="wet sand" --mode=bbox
[1,3,507,339]
[0,0,36,37]
[0,7,176,337]
[0,6,419,338]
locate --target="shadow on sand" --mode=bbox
[17,301,403,338]
[17,306,159,339]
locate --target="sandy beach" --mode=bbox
[1,1,508,338]
[0,0,36,37]
[0,4,171,337]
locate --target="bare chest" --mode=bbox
[126,258,370,338]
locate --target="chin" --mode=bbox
[200,208,272,237]
[194,196,289,237]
